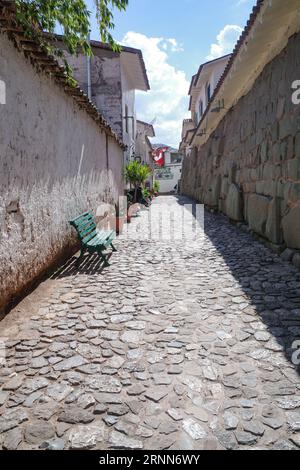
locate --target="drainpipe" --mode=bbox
[87,31,92,101]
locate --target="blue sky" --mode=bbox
[85,0,256,146]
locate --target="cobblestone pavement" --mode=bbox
[0,196,300,450]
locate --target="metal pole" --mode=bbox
[87,31,92,101]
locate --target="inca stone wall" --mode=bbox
[182,32,300,256]
[0,33,124,315]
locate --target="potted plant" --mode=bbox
[126,192,133,223]
[124,161,152,204]
[153,180,160,196]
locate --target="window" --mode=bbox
[206,83,211,104]
[199,100,203,119]
[170,153,183,164]
[125,104,128,133]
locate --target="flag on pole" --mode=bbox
[152,147,168,167]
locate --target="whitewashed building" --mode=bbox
[154,146,183,194]
[180,54,231,155]
[53,36,150,164]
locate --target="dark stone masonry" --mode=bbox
[182,32,300,262]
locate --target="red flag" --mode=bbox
[152,147,168,167]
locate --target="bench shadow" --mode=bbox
[51,252,112,279]
[177,194,300,375]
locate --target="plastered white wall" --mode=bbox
[0,34,123,313]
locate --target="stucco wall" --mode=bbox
[182,31,300,252]
[0,33,124,314]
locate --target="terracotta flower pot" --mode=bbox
[116,215,125,234]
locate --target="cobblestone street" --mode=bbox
[0,196,300,450]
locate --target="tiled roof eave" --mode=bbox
[190,0,265,146]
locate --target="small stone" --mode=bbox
[25,421,55,445]
[289,434,300,448]
[167,341,185,349]
[215,430,238,450]
[86,376,122,394]
[167,409,184,421]
[0,409,28,433]
[144,416,160,430]
[107,404,129,417]
[105,356,125,369]
[30,357,48,369]
[168,366,183,375]
[78,394,96,409]
[243,421,265,436]
[254,331,270,342]
[127,384,145,396]
[103,415,118,426]
[40,438,65,451]
[33,402,58,420]
[86,320,106,329]
[76,364,102,375]
[94,404,108,415]
[286,412,300,432]
[262,417,284,430]
[111,314,133,324]
[159,421,178,435]
[203,365,218,382]
[224,412,239,430]
[153,375,172,385]
[277,397,300,410]
[69,424,104,449]
[58,406,95,424]
[126,321,146,330]
[3,375,23,391]
[121,331,143,344]
[109,431,143,449]
[47,382,73,401]
[0,391,9,406]
[235,431,258,446]
[53,355,86,371]
[2,428,23,450]
[182,419,207,440]
[144,387,169,403]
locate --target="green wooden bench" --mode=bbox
[69,211,116,267]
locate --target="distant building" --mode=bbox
[153,145,183,194]
[135,120,155,188]
[180,54,230,156]
[53,36,150,164]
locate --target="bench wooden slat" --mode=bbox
[86,230,114,248]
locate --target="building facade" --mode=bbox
[53,37,150,165]
[135,120,155,188]
[180,55,230,160]
[154,146,183,194]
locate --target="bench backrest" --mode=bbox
[69,212,98,245]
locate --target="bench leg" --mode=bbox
[99,251,110,267]
[75,247,85,266]
[111,243,117,252]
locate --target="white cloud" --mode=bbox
[206,24,243,60]
[121,31,189,148]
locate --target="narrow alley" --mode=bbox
[0,197,299,450]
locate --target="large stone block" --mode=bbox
[266,197,283,244]
[226,184,244,221]
[282,204,300,249]
[247,193,270,236]
[206,175,221,208]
